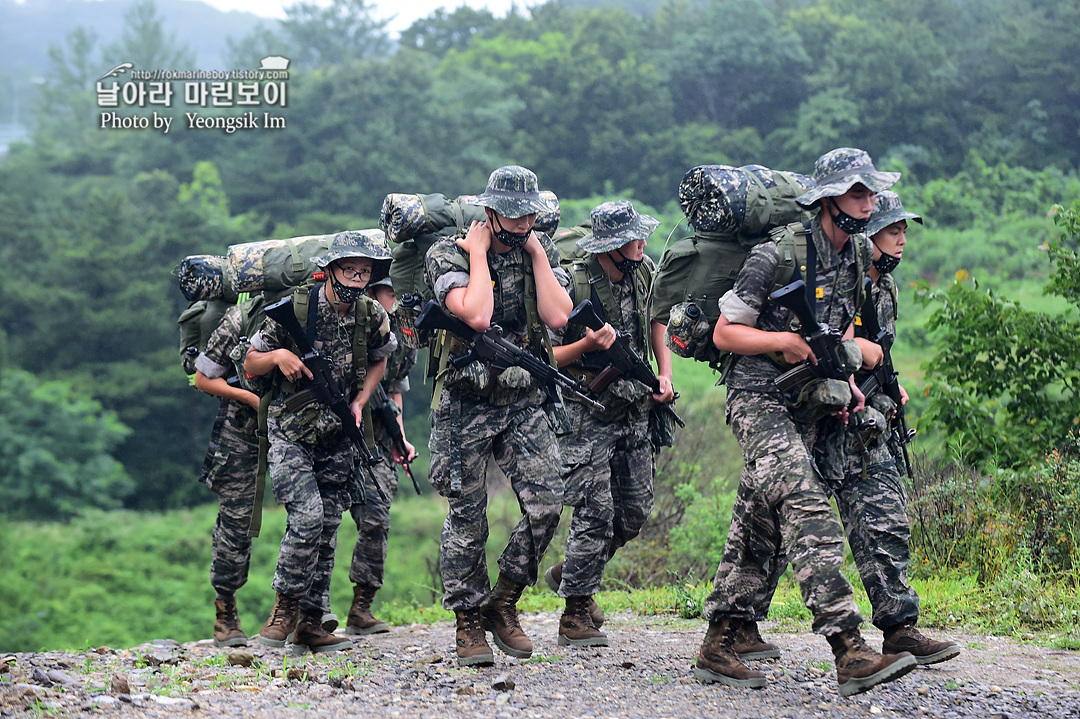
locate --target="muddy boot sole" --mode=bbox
[257,630,296,648]
[558,633,609,647]
[544,565,560,593]
[345,620,390,635]
[307,637,354,654]
[213,635,249,648]
[838,654,918,697]
[904,644,961,666]
[457,650,495,667]
[736,647,780,660]
[320,613,339,634]
[692,665,767,689]
[480,617,532,659]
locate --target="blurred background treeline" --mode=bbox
[1,0,1079,652]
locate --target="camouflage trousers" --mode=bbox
[703,389,862,636]
[201,423,257,596]
[267,418,358,615]
[347,441,400,588]
[429,392,564,611]
[830,433,919,630]
[557,400,654,598]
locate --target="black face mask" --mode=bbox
[828,203,870,235]
[609,249,643,275]
[872,250,902,274]
[490,213,530,249]
[330,266,364,303]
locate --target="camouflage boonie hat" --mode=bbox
[795,148,900,208]
[678,165,751,234]
[463,165,557,219]
[576,201,660,253]
[866,190,923,237]
[314,229,392,282]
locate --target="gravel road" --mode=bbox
[3,611,1078,718]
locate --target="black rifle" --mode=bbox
[566,299,684,428]
[263,295,385,503]
[369,382,423,494]
[414,300,605,415]
[769,279,854,392]
[856,287,917,476]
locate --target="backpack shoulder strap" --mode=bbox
[768,221,811,295]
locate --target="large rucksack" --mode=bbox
[177,298,233,378]
[649,165,819,368]
[380,191,561,350]
[223,234,335,297]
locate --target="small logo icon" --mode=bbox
[258,56,290,71]
[99,62,134,80]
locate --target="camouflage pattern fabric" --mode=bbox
[425,224,567,611]
[194,304,259,595]
[250,288,395,613]
[552,261,656,597]
[462,165,558,219]
[429,392,564,610]
[795,147,900,208]
[866,190,922,237]
[223,236,332,296]
[178,254,226,302]
[557,400,653,598]
[703,389,863,636]
[347,320,416,588]
[678,165,751,233]
[575,200,659,254]
[740,165,816,192]
[719,217,868,392]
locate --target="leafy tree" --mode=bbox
[914,200,1080,467]
[102,0,196,71]
[0,369,133,520]
[280,0,391,68]
[655,0,811,135]
[399,6,498,58]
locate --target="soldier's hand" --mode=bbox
[653,375,675,403]
[459,220,493,255]
[856,338,883,369]
[276,350,313,382]
[899,383,909,405]
[393,439,417,464]
[584,323,617,351]
[779,332,815,365]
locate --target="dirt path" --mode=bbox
[3,612,1079,718]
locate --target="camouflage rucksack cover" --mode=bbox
[177,254,232,302]
[222,234,336,297]
[381,191,560,350]
[650,165,816,367]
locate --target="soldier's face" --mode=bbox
[333,258,373,288]
[833,184,876,219]
[616,239,646,261]
[370,285,397,312]
[872,221,907,259]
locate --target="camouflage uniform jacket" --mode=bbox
[249,288,396,444]
[718,217,870,393]
[424,233,571,405]
[551,256,655,421]
[194,304,258,453]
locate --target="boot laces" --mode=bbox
[270,597,296,623]
[220,599,239,624]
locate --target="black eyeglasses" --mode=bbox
[336,266,372,280]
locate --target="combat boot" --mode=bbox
[883,622,961,665]
[480,574,533,658]
[544,561,606,628]
[294,611,354,653]
[828,627,917,697]
[732,619,780,660]
[346,584,390,635]
[559,596,609,647]
[455,610,495,666]
[258,593,300,647]
[213,593,248,647]
[692,618,767,689]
